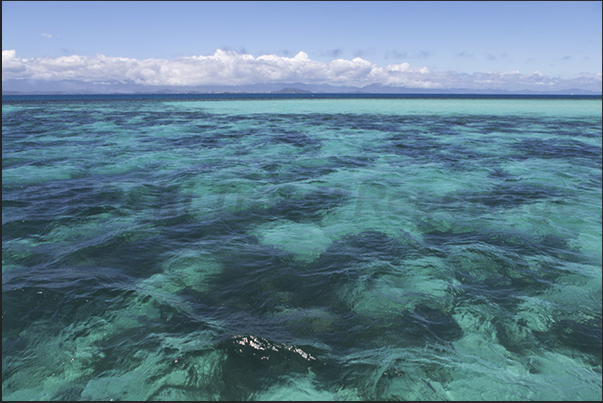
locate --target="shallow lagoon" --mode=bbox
[2,95,601,400]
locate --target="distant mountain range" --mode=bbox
[2,79,601,95]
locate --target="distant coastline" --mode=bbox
[3,92,601,101]
[4,90,601,97]
[2,79,601,97]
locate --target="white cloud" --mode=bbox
[41,33,52,38]
[2,49,601,92]
[2,50,26,74]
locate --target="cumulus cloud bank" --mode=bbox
[3,49,602,92]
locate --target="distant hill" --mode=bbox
[2,79,601,96]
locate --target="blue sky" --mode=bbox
[2,1,602,91]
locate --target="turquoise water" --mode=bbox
[2,95,602,400]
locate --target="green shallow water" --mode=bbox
[2,95,602,400]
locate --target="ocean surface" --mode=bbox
[2,94,602,401]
